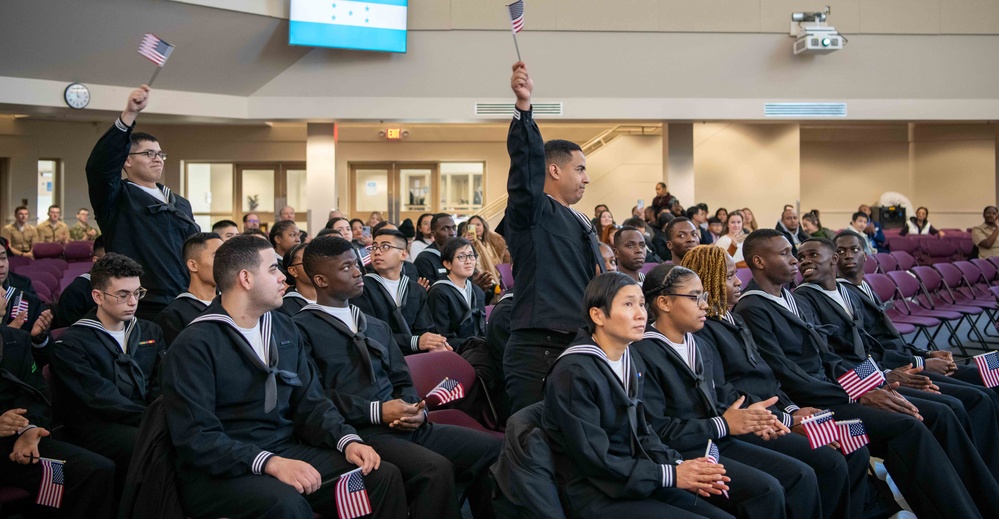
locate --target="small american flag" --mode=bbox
[507,0,525,33]
[360,248,372,266]
[138,33,175,67]
[836,420,869,455]
[975,351,999,388]
[426,377,464,406]
[802,411,839,449]
[704,440,729,498]
[335,468,371,519]
[13,294,28,318]
[36,458,65,508]
[836,358,885,400]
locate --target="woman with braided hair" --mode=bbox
[680,245,871,519]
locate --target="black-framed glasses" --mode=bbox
[102,288,147,304]
[455,253,479,262]
[367,243,407,253]
[667,292,710,305]
[128,150,168,160]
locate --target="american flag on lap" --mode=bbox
[704,440,729,498]
[836,420,869,455]
[426,377,464,406]
[335,468,371,519]
[801,410,839,449]
[36,458,65,508]
[836,358,885,400]
[974,351,999,388]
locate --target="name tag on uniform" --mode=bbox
[437,268,447,274]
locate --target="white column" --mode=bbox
[664,122,694,207]
[306,123,337,235]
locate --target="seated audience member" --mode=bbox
[544,272,733,519]
[328,209,344,221]
[352,229,450,355]
[278,243,315,316]
[899,206,944,236]
[278,205,296,222]
[834,232,992,391]
[350,218,371,248]
[634,264,825,519]
[598,242,618,273]
[466,214,509,281]
[243,227,268,241]
[161,235,406,519]
[670,201,685,218]
[714,210,747,267]
[714,208,728,223]
[643,206,657,226]
[50,253,165,492]
[613,226,648,282]
[595,209,616,245]
[652,182,679,216]
[427,238,487,347]
[69,207,100,241]
[973,206,999,259]
[293,236,501,519]
[242,212,260,231]
[410,213,434,261]
[649,212,673,261]
[415,213,458,282]
[602,226,621,247]
[1,246,51,338]
[56,236,106,327]
[685,206,712,244]
[156,232,222,345]
[326,217,370,273]
[212,219,240,241]
[622,217,663,263]
[740,207,758,233]
[775,208,808,256]
[795,237,999,473]
[368,211,384,227]
[269,220,301,265]
[666,217,701,263]
[844,212,876,255]
[706,217,723,244]
[591,204,610,229]
[857,205,889,253]
[734,229,999,519]
[682,245,870,519]
[0,328,116,517]
[799,212,833,239]
[36,205,70,244]
[2,206,38,258]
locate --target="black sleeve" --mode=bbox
[414,255,438,282]
[85,120,131,223]
[504,108,547,232]
[427,287,460,342]
[155,307,185,347]
[287,331,362,451]
[296,322,383,427]
[0,328,50,429]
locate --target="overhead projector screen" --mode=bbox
[289,0,408,53]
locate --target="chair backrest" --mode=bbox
[64,240,94,262]
[31,242,63,259]
[911,266,953,305]
[863,257,878,274]
[735,268,753,289]
[404,351,478,410]
[950,237,975,259]
[989,256,999,272]
[920,239,958,264]
[888,237,918,254]
[32,282,53,304]
[886,270,922,299]
[35,257,68,272]
[496,263,514,290]
[19,269,59,293]
[891,251,917,271]
[864,273,899,303]
[933,263,966,290]
[7,255,30,269]
[972,258,999,284]
[990,285,999,303]
[873,253,897,273]
[954,261,987,288]
[639,262,659,275]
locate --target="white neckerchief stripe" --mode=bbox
[722,312,736,326]
[3,286,15,304]
[365,273,410,308]
[643,330,697,372]
[79,273,91,281]
[742,288,800,318]
[190,312,272,362]
[797,282,853,317]
[558,344,632,393]
[301,304,363,332]
[74,317,138,352]
[431,278,473,310]
[283,290,311,302]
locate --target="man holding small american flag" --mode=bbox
[0,328,115,517]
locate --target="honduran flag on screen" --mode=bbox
[290,0,408,53]
[975,351,999,388]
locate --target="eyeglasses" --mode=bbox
[455,253,479,262]
[102,288,147,304]
[367,243,407,253]
[667,292,710,305]
[128,150,168,160]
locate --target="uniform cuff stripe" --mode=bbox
[252,451,274,475]
[115,118,129,132]
[711,416,728,438]
[337,434,363,452]
[411,336,420,351]
[370,402,381,425]
[913,357,924,368]
[781,412,794,429]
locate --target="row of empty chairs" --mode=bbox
[8,241,94,304]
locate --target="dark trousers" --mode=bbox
[738,431,868,519]
[827,402,995,519]
[178,443,407,519]
[684,438,818,519]
[503,329,573,414]
[577,486,735,519]
[0,436,116,518]
[70,420,138,497]
[363,422,501,519]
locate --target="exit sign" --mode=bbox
[386,128,402,140]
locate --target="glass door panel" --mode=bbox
[398,165,436,225]
[354,168,390,220]
[439,162,484,216]
[186,163,234,231]
[240,168,276,231]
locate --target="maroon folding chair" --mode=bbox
[911,266,990,354]
[886,270,966,354]
[0,487,32,516]
[887,237,919,255]
[64,240,94,262]
[34,257,68,273]
[6,255,30,269]
[865,273,943,349]
[863,257,879,275]
[404,351,503,438]
[873,253,897,273]
[496,263,514,290]
[735,268,753,289]
[972,258,999,286]
[30,242,63,260]
[920,239,958,265]
[891,251,917,272]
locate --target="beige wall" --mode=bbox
[693,123,802,229]
[576,135,664,224]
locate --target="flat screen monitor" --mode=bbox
[289,0,408,53]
